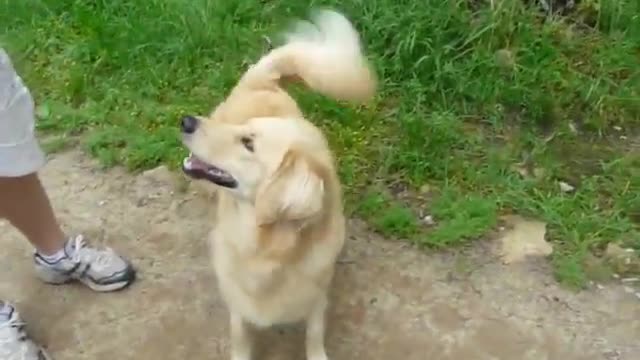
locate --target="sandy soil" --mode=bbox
[0,149,638,360]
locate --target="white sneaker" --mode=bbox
[0,303,52,360]
[33,235,136,292]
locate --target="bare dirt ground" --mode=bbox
[1,149,638,360]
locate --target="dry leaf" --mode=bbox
[498,215,553,264]
[568,121,578,134]
[512,164,530,178]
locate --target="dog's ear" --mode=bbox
[255,149,325,225]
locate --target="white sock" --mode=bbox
[37,240,72,263]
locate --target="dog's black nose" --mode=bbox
[181,115,199,134]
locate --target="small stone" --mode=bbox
[512,164,546,180]
[98,200,107,206]
[558,181,575,193]
[495,49,516,70]
[606,243,627,258]
[613,126,622,131]
[136,198,148,207]
[512,164,529,178]
[605,243,640,275]
[532,167,545,179]
[419,184,431,194]
[422,215,436,226]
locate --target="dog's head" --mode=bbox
[181,111,331,225]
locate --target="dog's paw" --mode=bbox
[231,355,251,360]
[231,347,251,360]
[308,354,329,360]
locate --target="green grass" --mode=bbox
[41,135,74,154]
[1,0,638,288]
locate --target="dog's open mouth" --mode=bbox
[182,153,238,188]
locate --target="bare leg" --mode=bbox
[230,312,252,360]
[306,297,329,360]
[0,173,66,255]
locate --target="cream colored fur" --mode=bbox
[181,9,376,360]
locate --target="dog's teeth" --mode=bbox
[182,157,192,169]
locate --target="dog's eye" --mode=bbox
[241,137,254,152]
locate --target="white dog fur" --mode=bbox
[180,9,377,360]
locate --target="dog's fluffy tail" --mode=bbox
[240,9,377,103]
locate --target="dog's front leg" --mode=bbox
[230,312,252,360]
[305,297,329,360]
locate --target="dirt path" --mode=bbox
[1,150,638,360]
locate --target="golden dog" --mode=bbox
[180,9,376,360]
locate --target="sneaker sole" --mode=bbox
[35,266,137,293]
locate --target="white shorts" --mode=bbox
[0,48,46,177]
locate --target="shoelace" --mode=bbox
[0,315,31,359]
[68,235,118,272]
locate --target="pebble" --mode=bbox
[623,286,634,294]
[422,215,436,226]
[558,181,575,193]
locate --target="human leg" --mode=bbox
[0,174,65,255]
[0,47,136,292]
[0,47,135,359]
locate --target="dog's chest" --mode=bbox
[231,255,286,294]
[210,196,330,325]
[213,240,323,325]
